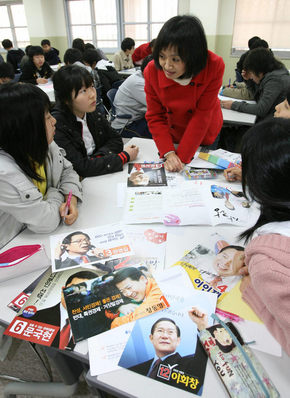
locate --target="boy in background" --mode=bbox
[1,39,24,73]
[41,39,61,65]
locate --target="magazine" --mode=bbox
[171,233,244,302]
[124,180,257,226]
[127,163,167,187]
[4,266,97,353]
[119,289,216,395]
[50,224,134,273]
[63,267,169,342]
[198,148,242,169]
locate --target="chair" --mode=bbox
[106,88,132,125]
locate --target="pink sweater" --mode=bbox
[242,234,290,355]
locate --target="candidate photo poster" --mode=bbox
[119,291,216,395]
[127,163,167,187]
[50,224,134,273]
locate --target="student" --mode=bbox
[144,15,225,172]
[237,118,290,355]
[224,87,290,183]
[113,37,135,71]
[1,39,24,73]
[0,82,82,249]
[221,48,290,122]
[41,39,61,65]
[84,42,108,60]
[132,39,155,65]
[63,48,83,65]
[0,62,14,83]
[112,55,152,138]
[52,65,139,178]
[19,45,32,70]
[20,45,53,84]
[72,37,85,53]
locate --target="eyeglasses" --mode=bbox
[70,239,90,244]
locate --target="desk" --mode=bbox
[0,137,289,398]
[38,81,55,102]
[219,94,256,126]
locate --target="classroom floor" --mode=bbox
[0,339,116,398]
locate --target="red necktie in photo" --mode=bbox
[59,319,70,350]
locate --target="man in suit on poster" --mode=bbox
[129,317,207,393]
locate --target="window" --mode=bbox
[232,0,290,58]
[64,0,178,52]
[0,1,30,49]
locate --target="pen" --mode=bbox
[229,78,231,86]
[215,308,244,322]
[63,191,72,223]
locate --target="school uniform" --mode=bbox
[52,106,130,178]
[44,47,61,65]
[20,59,53,84]
[0,142,82,249]
[6,48,25,73]
[144,51,225,164]
[112,50,134,71]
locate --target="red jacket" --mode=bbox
[144,51,225,164]
[132,43,152,63]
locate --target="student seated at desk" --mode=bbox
[111,55,152,138]
[41,39,61,65]
[221,48,290,122]
[20,45,53,85]
[1,39,24,74]
[52,65,139,178]
[113,37,135,71]
[0,82,82,249]
[237,118,290,355]
[144,15,225,172]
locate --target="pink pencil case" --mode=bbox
[0,244,50,283]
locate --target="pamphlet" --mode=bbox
[127,163,167,187]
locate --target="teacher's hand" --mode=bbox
[164,152,184,172]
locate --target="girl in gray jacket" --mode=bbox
[0,82,83,249]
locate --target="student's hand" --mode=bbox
[36,77,48,84]
[59,195,78,225]
[164,152,184,172]
[125,145,139,161]
[239,264,249,276]
[224,167,242,182]
[188,307,208,330]
[55,241,66,259]
[239,275,251,294]
[118,303,139,315]
[220,100,233,110]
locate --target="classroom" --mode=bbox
[0,0,290,397]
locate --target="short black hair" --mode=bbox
[153,15,208,78]
[250,38,269,50]
[53,64,93,110]
[112,267,145,285]
[25,45,32,55]
[243,47,284,75]
[28,46,44,59]
[0,62,14,80]
[83,48,102,67]
[62,231,91,245]
[121,37,135,52]
[64,48,83,65]
[0,82,50,181]
[141,55,153,74]
[2,39,13,49]
[151,318,181,337]
[84,43,95,50]
[218,245,244,254]
[65,270,98,287]
[72,38,85,53]
[41,39,51,46]
[248,36,260,49]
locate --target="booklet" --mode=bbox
[4,266,97,353]
[171,233,244,302]
[63,267,169,343]
[198,148,242,169]
[50,224,134,273]
[119,289,217,395]
[127,163,167,187]
[124,180,257,227]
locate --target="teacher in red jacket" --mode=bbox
[144,15,225,172]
